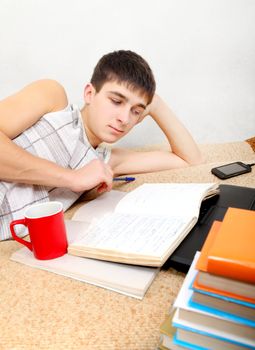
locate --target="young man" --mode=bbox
[0,50,202,240]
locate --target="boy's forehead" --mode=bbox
[100,81,148,106]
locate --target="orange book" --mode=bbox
[195,221,222,272]
[194,219,255,303]
[207,207,255,284]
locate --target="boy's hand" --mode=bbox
[138,94,160,123]
[68,159,113,193]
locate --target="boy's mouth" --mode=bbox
[108,125,125,134]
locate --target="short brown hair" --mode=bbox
[90,50,156,104]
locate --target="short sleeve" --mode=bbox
[96,145,111,163]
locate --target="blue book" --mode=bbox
[172,252,255,348]
[173,328,255,350]
[190,285,255,324]
[173,333,204,350]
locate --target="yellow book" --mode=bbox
[159,311,184,350]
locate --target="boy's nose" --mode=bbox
[117,109,130,125]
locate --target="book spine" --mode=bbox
[207,256,255,284]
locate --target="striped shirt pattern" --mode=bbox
[0,105,110,240]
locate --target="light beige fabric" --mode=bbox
[0,142,254,350]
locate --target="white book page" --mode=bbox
[72,190,126,222]
[11,247,158,299]
[115,183,216,218]
[71,213,190,257]
[10,220,159,299]
[72,184,217,224]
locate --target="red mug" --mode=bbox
[10,201,68,260]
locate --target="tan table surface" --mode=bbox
[1,141,254,350]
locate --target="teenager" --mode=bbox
[0,50,202,239]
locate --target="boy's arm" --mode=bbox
[0,80,113,192]
[109,94,203,175]
[0,79,68,139]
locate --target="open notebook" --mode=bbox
[68,183,219,266]
[10,220,159,299]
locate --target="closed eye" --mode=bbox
[132,108,144,117]
[110,98,122,105]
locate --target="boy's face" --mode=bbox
[83,81,148,146]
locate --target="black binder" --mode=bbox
[165,184,255,272]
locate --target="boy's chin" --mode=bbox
[101,133,124,144]
[103,136,122,144]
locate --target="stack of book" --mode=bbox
[158,207,255,350]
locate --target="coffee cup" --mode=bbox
[10,201,68,260]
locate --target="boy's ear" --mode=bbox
[83,83,96,104]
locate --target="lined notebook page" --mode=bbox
[71,213,188,256]
[115,183,216,218]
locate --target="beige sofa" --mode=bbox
[1,140,254,350]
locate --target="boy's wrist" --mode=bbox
[148,94,165,118]
[58,167,76,191]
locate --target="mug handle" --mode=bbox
[10,219,33,251]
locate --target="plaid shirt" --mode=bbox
[0,105,110,240]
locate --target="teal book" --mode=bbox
[173,329,255,350]
[190,286,255,323]
[172,252,255,348]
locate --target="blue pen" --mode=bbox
[113,177,136,182]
